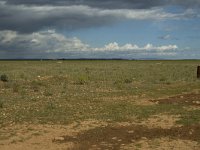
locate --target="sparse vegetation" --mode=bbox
[0,60,200,149]
[0,60,199,124]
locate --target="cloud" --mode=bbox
[0,30,89,53]
[95,42,178,51]
[171,0,200,8]
[0,30,17,43]
[0,30,179,59]
[158,34,180,40]
[159,34,171,40]
[0,0,165,9]
[0,1,199,33]
[3,0,200,9]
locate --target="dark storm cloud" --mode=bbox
[0,0,198,33]
[4,0,164,9]
[0,2,121,33]
[0,0,199,33]
[171,0,200,8]
[4,0,200,9]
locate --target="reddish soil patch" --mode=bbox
[57,124,200,150]
[151,94,200,106]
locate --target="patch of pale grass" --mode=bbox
[121,137,200,150]
[139,114,182,129]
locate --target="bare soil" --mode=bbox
[151,93,200,106]
[60,124,200,150]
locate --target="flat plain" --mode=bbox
[0,60,200,149]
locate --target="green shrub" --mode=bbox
[1,74,8,82]
[44,90,53,96]
[75,76,88,85]
[77,79,86,85]
[159,77,166,82]
[124,78,132,84]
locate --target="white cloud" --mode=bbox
[0,30,178,58]
[101,42,120,50]
[122,44,139,50]
[154,45,178,51]
[159,34,171,40]
[0,30,17,43]
[95,42,178,51]
[0,30,89,52]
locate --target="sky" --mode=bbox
[0,0,200,59]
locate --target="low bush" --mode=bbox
[1,74,8,82]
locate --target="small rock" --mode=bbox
[131,139,135,142]
[141,137,147,140]
[192,101,200,104]
[112,137,117,140]
[101,141,106,145]
[127,130,134,134]
[196,101,200,104]
[189,129,194,135]
[53,137,65,142]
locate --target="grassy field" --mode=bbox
[0,60,200,149]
